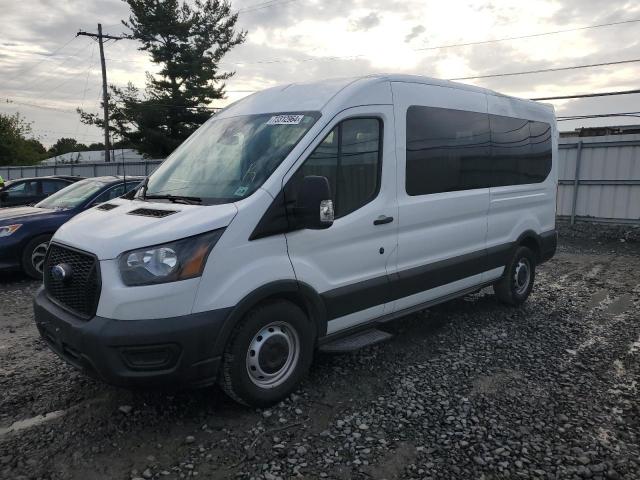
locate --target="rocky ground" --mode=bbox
[1,224,639,480]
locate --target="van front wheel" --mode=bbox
[219,300,314,407]
[494,246,536,306]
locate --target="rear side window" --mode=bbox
[41,179,69,195]
[291,118,382,218]
[526,120,553,183]
[406,106,491,195]
[405,106,552,195]
[490,115,552,186]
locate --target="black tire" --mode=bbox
[22,234,52,280]
[494,246,536,306]
[219,300,315,407]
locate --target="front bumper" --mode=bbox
[34,287,231,388]
[0,235,23,271]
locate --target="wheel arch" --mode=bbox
[212,280,327,356]
[515,230,542,262]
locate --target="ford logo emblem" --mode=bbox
[51,264,72,282]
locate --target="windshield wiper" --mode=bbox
[144,194,202,205]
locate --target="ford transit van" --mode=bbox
[34,75,557,406]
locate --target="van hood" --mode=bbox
[53,199,238,260]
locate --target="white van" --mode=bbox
[34,75,558,406]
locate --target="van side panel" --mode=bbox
[285,105,399,333]
[391,82,491,312]
[485,95,557,262]
[191,188,296,313]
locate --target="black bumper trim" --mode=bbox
[540,229,558,263]
[34,287,232,388]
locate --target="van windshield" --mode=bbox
[143,112,320,204]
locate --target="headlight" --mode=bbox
[0,224,22,237]
[119,229,224,286]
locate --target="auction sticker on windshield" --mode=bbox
[266,115,304,125]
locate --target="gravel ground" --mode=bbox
[1,230,639,480]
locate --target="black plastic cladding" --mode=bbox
[127,208,177,218]
[95,203,118,211]
[44,244,101,319]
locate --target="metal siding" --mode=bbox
[0,161,163,182]
[558,134,640,223]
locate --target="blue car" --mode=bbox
[0,176,142,278]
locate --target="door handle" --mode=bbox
[373,215,394,225]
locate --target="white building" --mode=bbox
[41,149,155,165]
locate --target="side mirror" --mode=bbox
[295,176,334,230]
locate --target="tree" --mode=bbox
[79,0,246,158]
[48,137,89,157]
[0,113,47,165]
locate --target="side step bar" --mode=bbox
[318,328,394,354]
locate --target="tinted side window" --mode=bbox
[41,180,69,195]
[291,118,381,218]
[489,115,531,187]
[406,106,491,195]
[489,115,552,186]
[93,184,128,204]
[6,180,38,197]
[527,121,552,183]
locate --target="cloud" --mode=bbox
[405,25,426,43]
[1,0,640,148]
[349,12,381,31]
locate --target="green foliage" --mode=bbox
[47,137,91,156]
[0,113,47,165]
[79,0,246,158]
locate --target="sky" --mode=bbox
[1,0,639,149]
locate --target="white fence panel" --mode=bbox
[558,135,640,225]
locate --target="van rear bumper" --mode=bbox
[540,229,558,263]
[33,287,231,388]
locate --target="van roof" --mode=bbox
[217,74,553,119]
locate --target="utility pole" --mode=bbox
[77,24,124,163]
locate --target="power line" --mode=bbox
[75,43,98,138]
[3,36,77,82]
[220,16,640,67]
[239,0,300,13]
[557,112,640,121]
[5,38,94,93]
[531,89,640,101]
[451,58,640,81]
[415,18,640,51]
[1,97,78,114]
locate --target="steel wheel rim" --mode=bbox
[514,257,531,295]
[246,321,300,389]
[31,241,49,274]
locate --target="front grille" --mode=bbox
[128,208,177,218]
[44,244,101,319]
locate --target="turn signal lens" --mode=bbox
[0,224,22,238]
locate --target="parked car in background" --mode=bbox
[0,176,142,278]
[0,176,85,208]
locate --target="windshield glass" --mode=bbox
[143,112,320,203]
[36,179,107,210]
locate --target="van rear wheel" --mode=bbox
[494,246,536,306]
[219,300,314,407]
